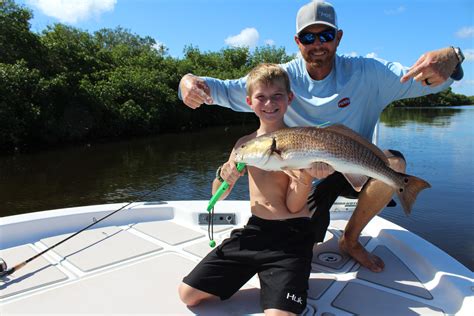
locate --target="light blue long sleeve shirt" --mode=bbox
[192,55,453,140]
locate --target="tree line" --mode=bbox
[1,0,472,151]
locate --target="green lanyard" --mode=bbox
[207,162,246,247]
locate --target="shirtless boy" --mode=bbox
[178,63,315,315]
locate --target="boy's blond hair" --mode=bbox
[246,63,291,97]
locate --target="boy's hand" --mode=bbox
[179,74,214,109]
[305,162,334,179]
[220,161,245,185]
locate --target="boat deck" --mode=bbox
[0,200,472,315]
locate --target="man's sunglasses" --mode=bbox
[298,29,336,45]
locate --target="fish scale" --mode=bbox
[277,128,384,176]
[234,125,431,215]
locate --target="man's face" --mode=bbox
[295,24,342,69]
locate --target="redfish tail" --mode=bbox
[396,173,431,215]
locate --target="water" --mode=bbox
[0,106,472,271]
[377,106,474,271]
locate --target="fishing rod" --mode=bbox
[0,189,160,278]
[206,162,246,248]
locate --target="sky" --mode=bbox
[17,0,474,96]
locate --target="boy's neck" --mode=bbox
[256,120,287,136]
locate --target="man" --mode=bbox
[178,1,465,272]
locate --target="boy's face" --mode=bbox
[246,80,293,123]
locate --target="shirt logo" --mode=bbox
[338,97,351,108]
[286,292,303,305]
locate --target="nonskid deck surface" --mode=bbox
[0,201,471,315]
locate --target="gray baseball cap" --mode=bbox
[296,1,338,34]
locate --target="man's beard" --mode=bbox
[303,48,333,68]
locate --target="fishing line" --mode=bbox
[0,187,161,278]
[318,121,331,128]
[207,207,215,248]
[206,162,246,248]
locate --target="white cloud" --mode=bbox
[225,28,259,48]
[464,80,474,86]
[456,26,474,38]
[153,41,167,53]
[452,79,474,89]
[341,52,380,59]
[28,0,117,24]
[384,6,406,15]
[345,51,359,57]
[464,80,473,86]
[264,39,275,46]
[464,48,474,61]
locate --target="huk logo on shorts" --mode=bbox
[286,292,303,305]
[338,97,351,108]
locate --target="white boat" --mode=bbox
[0,198,472,315]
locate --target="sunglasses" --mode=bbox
[298,29,336,45]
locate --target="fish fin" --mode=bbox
[282,168,311,185]
[342,173,369,192]
[282,168,299,181]
[324,124,389,164]
[273,152,284,161]
[262,140,280,165]
[396,173,431,215]
[263,149,273,165]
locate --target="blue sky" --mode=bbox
[18,0,474,96]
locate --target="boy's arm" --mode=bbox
[286,170,314,213]
[211,137,248,201]
[210,161,240,201]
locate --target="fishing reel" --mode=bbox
[0,258,7,273]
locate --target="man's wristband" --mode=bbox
[451,46,464,64]
[215,165,224,183]
[451,64,464,81]
[450,47,464,81]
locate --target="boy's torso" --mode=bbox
[235,124,310,221]
[247,166,311,220]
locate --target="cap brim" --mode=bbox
[297,21,337,34]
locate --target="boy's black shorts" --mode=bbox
[182,215,315,314]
